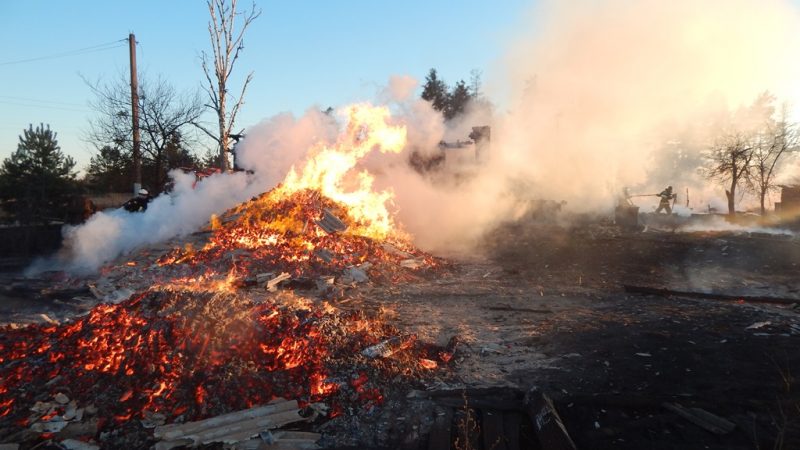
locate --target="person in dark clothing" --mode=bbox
[655,185,676,214]
[123,189,152,213]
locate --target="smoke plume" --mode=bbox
[48,0,800,271]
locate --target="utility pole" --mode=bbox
[128,33,141,195]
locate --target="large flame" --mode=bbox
[273,103,407,239]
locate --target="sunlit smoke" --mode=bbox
[35,170,259,274]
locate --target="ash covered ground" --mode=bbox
[1,215,799,450]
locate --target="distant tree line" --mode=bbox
[0,0,260,226]
[0,124,79,224]
[82,74,208,194]
[420,68,484,121]
[704,92,798,216]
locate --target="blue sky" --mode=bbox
[0,0,530,170]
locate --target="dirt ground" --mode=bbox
[1,216,800,449]
[324,217,800,449]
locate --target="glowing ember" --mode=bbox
[0,287,452,432]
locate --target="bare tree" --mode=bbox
[199,0,261,172]
[704,131,754,216]
[85,73,205,191]
[748,104,797,215]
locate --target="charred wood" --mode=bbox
[523,387,577,450]
[154,400,306,449]
[662,402,736,435]
[623,285,800,305]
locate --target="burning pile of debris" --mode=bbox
[0,104,458,448]
[152,188,443,291]
[0,283,453,448]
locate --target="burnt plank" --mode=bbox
[623,284,800,305]
[524,387,576,450]
[502,412,523,450]
[483,409,509,450]
[428,407,454,450]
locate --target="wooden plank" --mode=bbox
[523,387,576,450]
[155,400,299,440]
[502,412,522,450]
[662,403,736,435]
[482,410,508,450]
[428,407,453,450]
[623,285,800,305]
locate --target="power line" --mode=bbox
[0,39,127,67]
[0,100,88,113]
[0,95,85,107]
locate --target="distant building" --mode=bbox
[775,185,800,219]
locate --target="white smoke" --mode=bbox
[46,0,800,271]
[383,0,800,251]
[236,108,339,188]
[41,170,259,274]
[679,215,795,236]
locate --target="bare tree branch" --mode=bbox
[201,0,261,171]
[84,72,205,191]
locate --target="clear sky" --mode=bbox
[0,0,530,171]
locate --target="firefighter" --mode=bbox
[655,185,676,214]
[123,189,152,213]
[619,187,634,207]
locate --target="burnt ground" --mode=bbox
[2,218,800,449]
[319,219,800,449]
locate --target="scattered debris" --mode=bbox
[30,418,68,433]
[60,439,100,450]
[315,209,347,234]
[745,321,771,330]
[255,272,275,285]
[39,313,59,325]
[341,266,369,284]
[153,400,307,450]
[266,272,292,292]
[400,258,423,269]
[314,248,335,263]
[237,431,321,449]
[141,411,168,429]
[524,387,577,450]
[361,334,416,358]
[662,402,736,435]
[381,243,414,258]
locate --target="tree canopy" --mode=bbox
[84,73,204,193]
[421,68,486,122]
[0,124,78,223]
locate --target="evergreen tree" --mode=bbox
[445,80,472,121]
[85,146,132,193]
[421,68,448,113]
[0,124,78,223]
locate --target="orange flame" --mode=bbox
[275,103,407,239]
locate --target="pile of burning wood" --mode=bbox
[0,188,454,449]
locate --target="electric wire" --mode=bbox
[0,95,86,107]
[0,39,128,67]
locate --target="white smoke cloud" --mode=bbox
[41,170,259,274]
[45,0,800,271]
[495,0,800,212]
[236,108,340,188]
